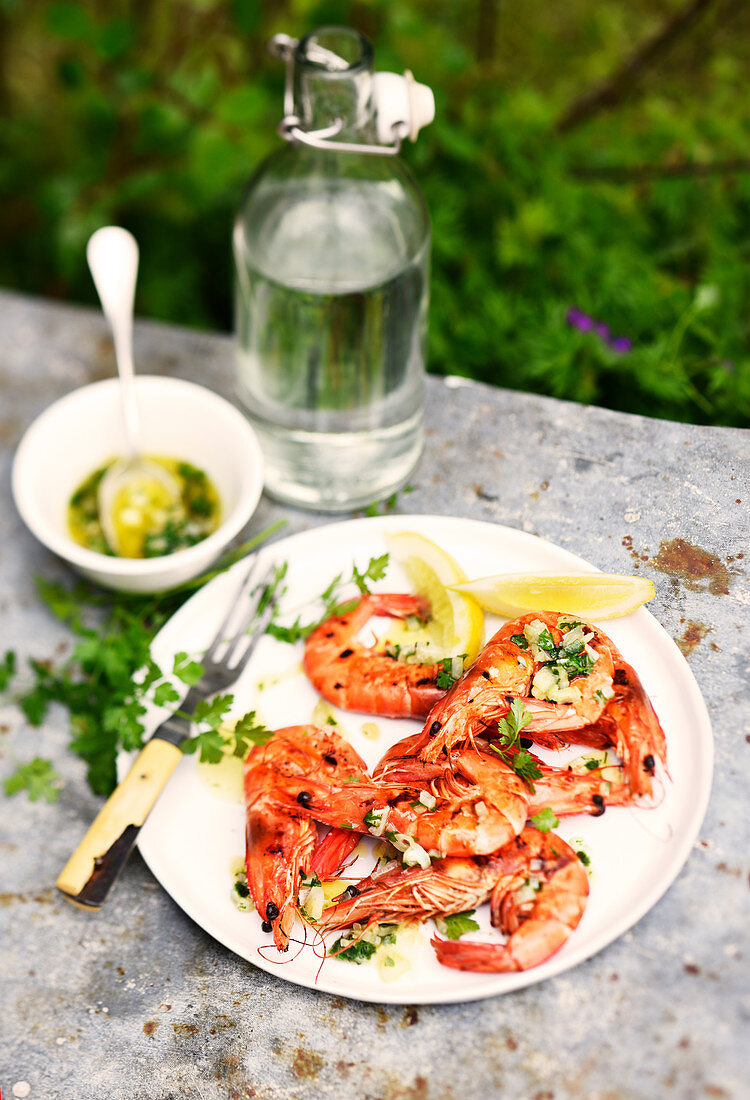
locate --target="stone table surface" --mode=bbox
[1,290,748,1100]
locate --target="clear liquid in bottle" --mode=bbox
[233,29,430,511]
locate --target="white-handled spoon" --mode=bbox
[87,226,180,556]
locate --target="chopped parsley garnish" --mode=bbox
[530,808,559,833]
[435,654,467,690]
[577,849,591,867]
[510,634,529,649]
[435,910,480,939]
[330,937,377,964]
[584,759,600,771]
[560,649,596,678]
[525,618,598,687]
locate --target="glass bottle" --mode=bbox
[233,27,432,512]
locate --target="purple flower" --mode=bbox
[567,306,632,355]
[566,307,595,332]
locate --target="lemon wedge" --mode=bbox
[385,531,484,662]
[449,572,655,620]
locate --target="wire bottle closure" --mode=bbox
[269,33,409,156]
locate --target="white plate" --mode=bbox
[131,515,713,1004]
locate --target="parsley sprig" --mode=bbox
[267,554,390,645]
[489,700,542,789]
[0,526,280,799]
[181,701,272,764]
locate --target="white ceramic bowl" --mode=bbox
[12,376,264,593]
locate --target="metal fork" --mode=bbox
[56,556,278,909]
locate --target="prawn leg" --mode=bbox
[321,856,512,931]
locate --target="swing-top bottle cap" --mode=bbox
[372,70,435,144]
[270,30,435,154]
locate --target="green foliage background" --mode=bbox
[1,0,749,426]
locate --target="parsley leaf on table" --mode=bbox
[3,757,60,802]
[362,485,415,517]
[2,524,281,798]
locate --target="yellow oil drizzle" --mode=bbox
[196,752,244,803]
[254,663,303,692]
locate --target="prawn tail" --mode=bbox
[311,827,362,879]
[366,592,431,620]
[433,915,575,973]
[431,935,519,972]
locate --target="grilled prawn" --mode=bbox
[303,593,445,718]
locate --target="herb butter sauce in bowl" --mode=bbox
[68,456,221,559]
[12,376,264,593]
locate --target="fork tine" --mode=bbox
[220,593,278,678]
[204,560,278,664]
[202,555,265,661]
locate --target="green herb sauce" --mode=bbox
[68,457,221,558]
